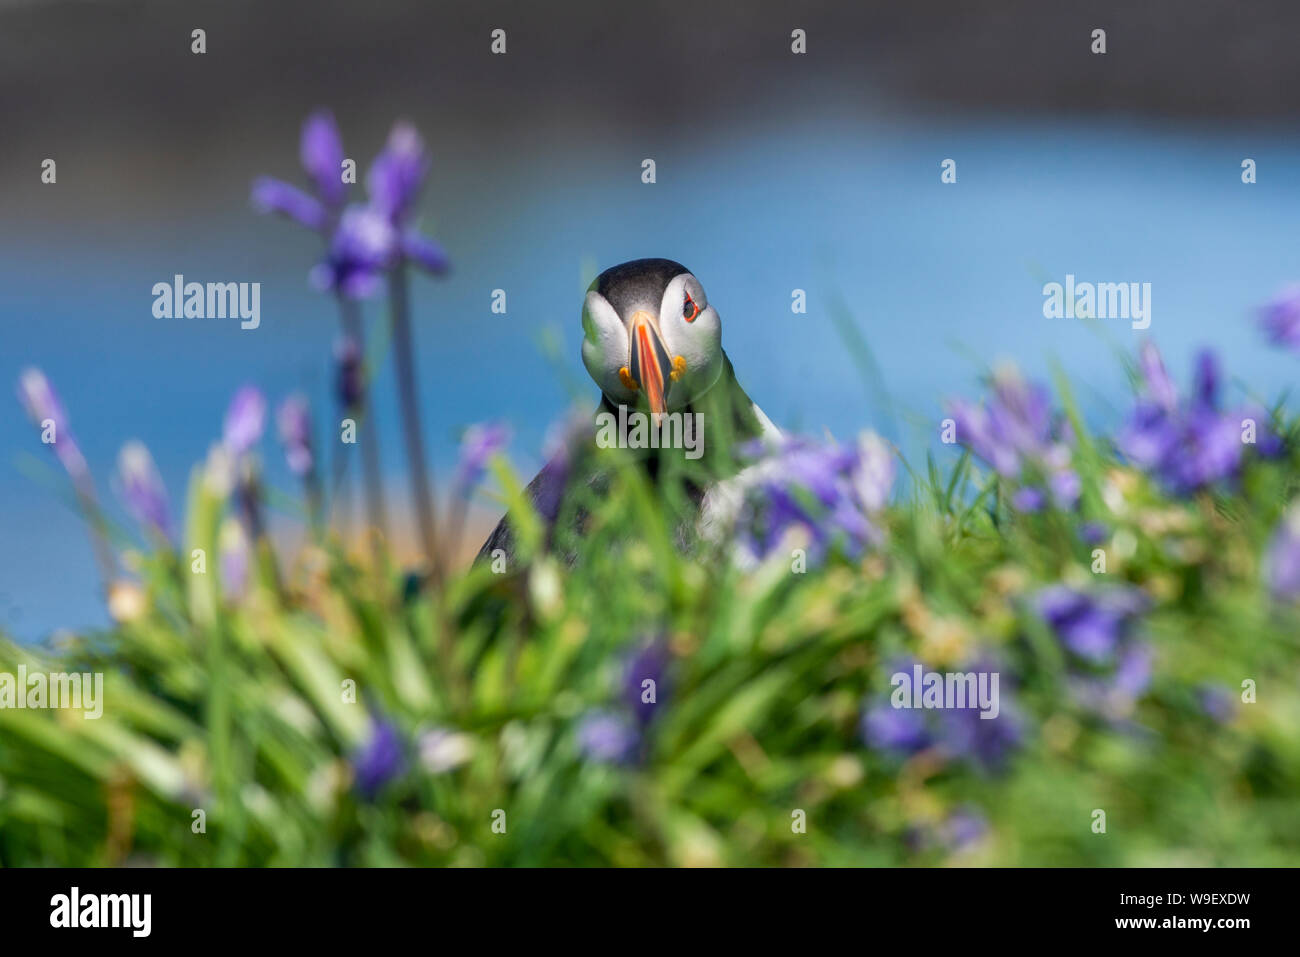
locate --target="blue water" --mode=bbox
[5,114,1299,639]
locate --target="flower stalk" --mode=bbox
[387,262,441,579]
[338,296,389,559]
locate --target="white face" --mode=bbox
[581,271,724,413]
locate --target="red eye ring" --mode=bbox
[683,292,700,322]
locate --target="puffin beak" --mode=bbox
[627,310,672,415]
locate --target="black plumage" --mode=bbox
[477,259,775,567]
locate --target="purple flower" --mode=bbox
[1197,684,1235,724]
[1241,404,1285,459]
[367,122,428,226]
[1036,585,1154,719]
[623,640,670,726]
[17,367,68,433]
[310,204,397,300]
[334,335,365,411]
[1119,344,1280,494]
[1259,284,1300,351]
[1178,406,1246,489]
[947,366,1079,511]
[861,704,933,755]
[737,431,894,564]
[223,385,267,456]
[941,806,989,851]
[276,394,314,478]
[299,111,346,208]
[1190,686,1232,722]
[352,718,407,799]
[116,440,170,536]
[860,656,1022,773]
[575,710,639,764]
[365,121,450,275]
[904,805,990,856]
[16,367,88,480]
[1114,645,1153,697]
[1137,339,1179,412]
[251,177,328,232]
[1079,521,1108,546]
[533,410,592,523]
[1011,486,1045,513]
[399,230,450,275]
[452,422,511,497]
[1069,645,1153,720]
[1265,506,1300,600]
[1036,585,1147,665]
[1119,400,1178,472]
[937,694,1023,771]
[251,110,347,233]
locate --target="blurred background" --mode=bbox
[3,0,1299,640]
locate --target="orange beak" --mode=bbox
[627,310,672,416]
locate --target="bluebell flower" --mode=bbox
[1196,683,1236,724]
[1036,585,1147,665]
[623,639,670,727]
[367,122,427,225]
[937,693,1023,771]
[1258,284,1300,351]
[1036,585,1153,719]
[309,204,398,300]
[299,110,347,209]
[860,656,1022,773]
[1265,505,1300,600]
[17,367,88,481]
[275,394,314,478]
[1119,343,1281,494]
[452,422,511,497]
[861,703,933,756]
[1010,486,1046,512]
[116,440,170,537]
[1079,521,1109,546]
[941,805,989,851]
[736,431,894,564]
[904,805,990,856]
[575,710,640,764]
[352,717,407,799]
[532,410,592,523]
[251,109,347,234]
[222,385,267,457]
[947,366,1079,512]
[365,121,450,275]
[397,229,451,275]
[1069,645,1153,719]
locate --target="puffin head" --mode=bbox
[581,258,725,414]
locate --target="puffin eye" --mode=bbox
[683,292,700,322]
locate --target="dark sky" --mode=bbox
[3,0,1295,226]
[3,0,1297,142]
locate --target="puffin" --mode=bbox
[478,258,780,565]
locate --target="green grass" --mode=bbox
[3,393,1300,867]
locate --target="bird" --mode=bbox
[477,258,780,566]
